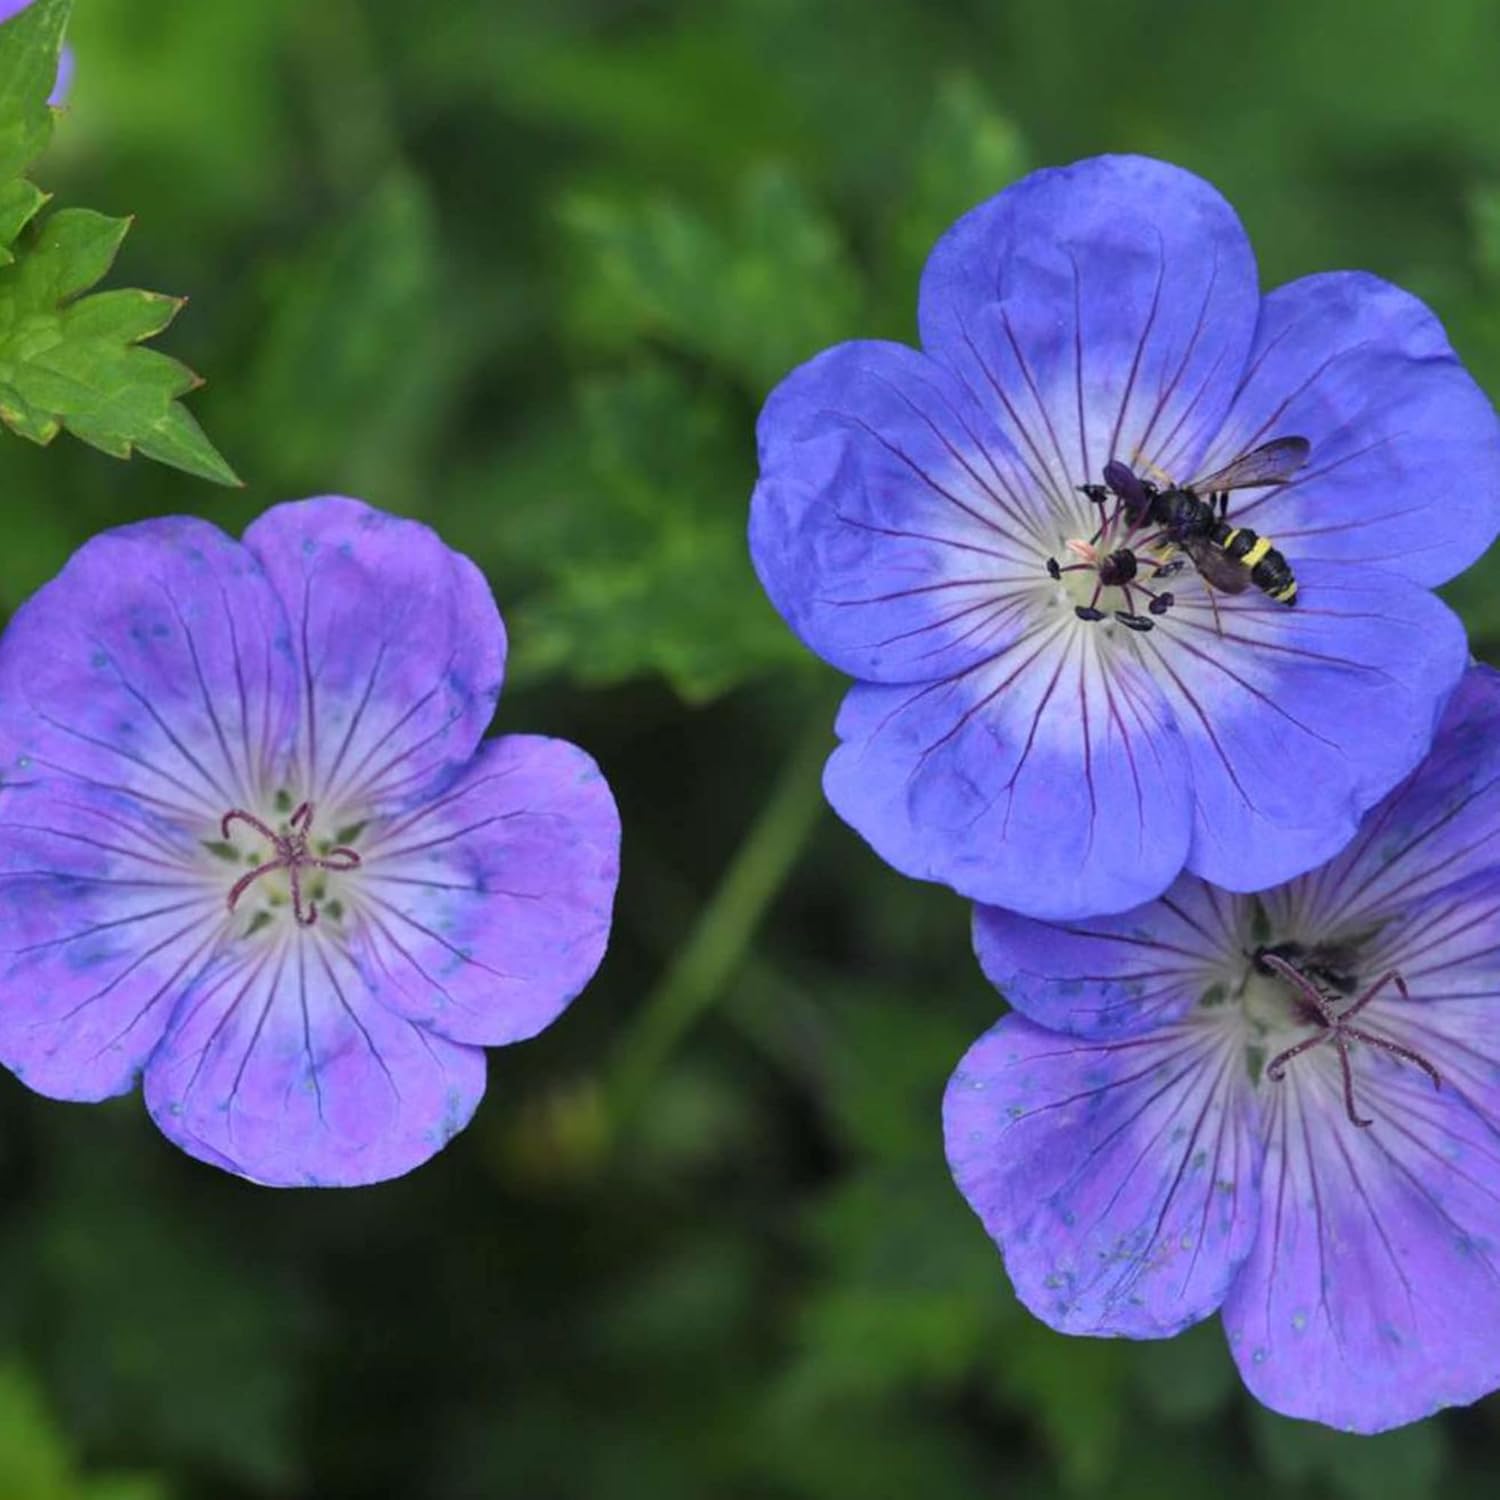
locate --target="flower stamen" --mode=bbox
[1258,951,1441,1128]
[222,801,362,927]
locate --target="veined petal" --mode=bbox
[918,155,1259,499]
[973,874,1247,1038]
[243,498,506,812]
[144,933,484,1187]
[1277,666,1500,937]
[1223,1049,1500,1431]
[350,735,620,1047]
[1144,561,1467,893]
[945,1012,1262,1336]
[1352,870,1500,1118]
[0,779,221,1100]
[750,340,1055,682]
[1199,273,1500,587]
[824,625,1193,918]
[0,516,299,821]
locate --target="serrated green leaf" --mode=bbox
[0,206,239,483]
[0,176,46,262]
[489,359,810,702]
[562,164,863,392]
[0,0,67,182]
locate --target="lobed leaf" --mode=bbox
[491,359,811,703]
[0,207,238,482]
[0,0,65,182]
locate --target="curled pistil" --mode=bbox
[1258,950,1442,1128]
[222,801,361,927]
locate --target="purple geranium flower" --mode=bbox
[0,499,620,1187]
[945,665,1500,1431]
[750,155,1498,919]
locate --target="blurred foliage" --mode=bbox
[1,1,1500,1498]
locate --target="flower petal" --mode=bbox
[242,497,506,811]
[1354,869,1500,1115]
[350,735,620,1047]
[1277,665,1500,937]
[0,779,220,1100]
[750,339,1056,683]
[144,934,485,1187]
[0,515,299,822]
[918,155,1259,499]
[945,1011,1262,1336]
[1198,272,1500,587]
[1223,1048,1500,1431]
[824,626,1193,918]
[1142,561,1467,893]
[973,874,1247,1038]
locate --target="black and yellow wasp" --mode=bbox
[1087,437,1311,606]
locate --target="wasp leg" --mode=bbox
[1205,581,1224,638]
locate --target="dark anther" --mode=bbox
[1046,556,1062,580]
[1152,559,1186,579]
[1258,951,1441,1129]
[1148,592,1174,615]
[221,801,362,928]
[1114,611,1154,632]
[1078,483,1109,505]
[1074,605,1106,622]
[1098,548,1137,586]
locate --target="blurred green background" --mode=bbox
[3,1,1500,1496]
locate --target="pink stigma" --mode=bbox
[221,801,361,928]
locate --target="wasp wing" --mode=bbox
[1181,537,1253,594]
[1189,437,1310,493]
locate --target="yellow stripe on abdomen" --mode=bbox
[1242,536,1273,568]
[1270,579,1297,603]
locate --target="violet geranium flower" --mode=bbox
[945,665,1500,1431]
[0,499,620,1187]
[750,154,1498,919]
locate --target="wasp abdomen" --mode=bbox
[1217,525,1297,605]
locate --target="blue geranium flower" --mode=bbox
[945,665,1500,1432]
[750,155,1499,918]
[0,499,620,1187]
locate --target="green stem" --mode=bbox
[606,714,830,1136]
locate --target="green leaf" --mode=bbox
[0,0,67,182]
[562,164,863,392]
[244,169,441,492]
[0,177,47,263]
[889,76,1027,288]
[489,359,810,702]
[0,207,239,482]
